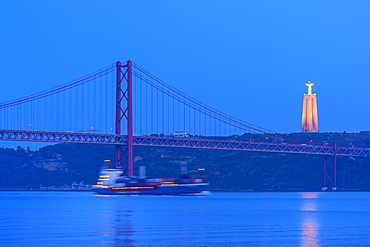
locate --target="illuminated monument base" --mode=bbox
[302,82,319,132]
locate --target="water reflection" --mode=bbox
[301,193,318,211]
[112,210,136,247]
[300,192,319,247]
[98,200,136,247]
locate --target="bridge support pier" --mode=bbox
[322,144,337,191]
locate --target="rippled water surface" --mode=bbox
[1,191,370,246]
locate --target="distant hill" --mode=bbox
[1,132,370,191]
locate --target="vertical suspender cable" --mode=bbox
[151,85,153,134]
[105,73,108,133]
[183,100,186,133]
[140,74,142,135]
[161,86,163,134]
[157,86,159,135]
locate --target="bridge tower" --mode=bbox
[322,144,337,191]
[115,61,134,176]
[302,81,319,132]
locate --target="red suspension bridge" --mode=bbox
[0,61,368,189]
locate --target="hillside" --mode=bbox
[1,132,370,191]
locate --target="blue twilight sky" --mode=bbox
[0,0,370,150]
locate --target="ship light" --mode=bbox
[93,185,108,188]
[111,187,154,190]
[198,168,205,171]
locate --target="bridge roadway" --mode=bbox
[0,129,369,158]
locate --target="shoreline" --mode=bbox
[2,188,370,192]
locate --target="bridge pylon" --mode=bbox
[322,144,337,191]
[115,60,133,176]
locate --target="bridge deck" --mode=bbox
[0,129,368,157]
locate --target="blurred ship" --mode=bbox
[93,165,209,195]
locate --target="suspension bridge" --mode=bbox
[0,60,368,189]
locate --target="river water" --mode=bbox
[1,191,370,246]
